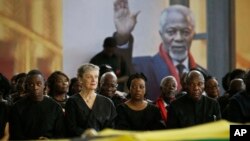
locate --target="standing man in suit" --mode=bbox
[113,0,207,101]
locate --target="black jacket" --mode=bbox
[228,91,250,123]
[166,94,221,129]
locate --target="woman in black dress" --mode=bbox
[115,73,165,130]
[65,63,117,137]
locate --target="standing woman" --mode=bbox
[65,63,117,137]
[115,73,165,130]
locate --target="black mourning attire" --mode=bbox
[166,94,221,129]
[65,94,117,137]
[0,101,9,138]
[115,103,165,130]
[111,94,127,107]
[9,96,65,140]
[228,91,250,123]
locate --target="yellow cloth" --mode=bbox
[93,120,232,141]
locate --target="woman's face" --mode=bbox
[54,74,69,94]
[129,78,146,101]
[80,70,99,91]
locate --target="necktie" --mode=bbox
[176,64,185,78]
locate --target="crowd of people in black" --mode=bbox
[0,63,250,140]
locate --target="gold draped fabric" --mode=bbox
[235,0,250,69]
[0,0,62,79]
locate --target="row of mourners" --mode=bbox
[0,64,249,140]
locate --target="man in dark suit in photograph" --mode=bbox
[113,0,207,100]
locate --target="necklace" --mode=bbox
[84,96,91,103]
[82,93,96,103]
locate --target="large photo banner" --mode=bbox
[0,0,249,81]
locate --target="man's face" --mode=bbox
[26,74,45,98]
[100,74,118,98]
[161,78,177,98]
[187,72,204,101]
[160,12,195,62]
[205,78,220,98]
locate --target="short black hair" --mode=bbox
[47,71,69,96]
[24,69,45,90]
[126,72,147,90]
[230,68,246,81]
[15,73,27,82]
[205,75,217,82]
[103,37,117,48]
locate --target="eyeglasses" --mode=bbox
[101,83,118,89]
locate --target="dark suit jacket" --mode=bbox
[228,91,250,123]
[115,34,207,101]
[166,94,221,129]
[133,53,206,101]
